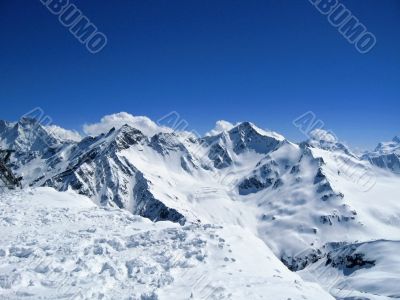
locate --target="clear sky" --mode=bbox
[0,0,399,149]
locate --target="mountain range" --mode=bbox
[0,116,399,299]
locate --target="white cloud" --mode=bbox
[46,125,82,142]
[83,112,172,137]
[205,120,235,136]
[309,129,337,143]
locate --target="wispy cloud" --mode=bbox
[83,112,172,137]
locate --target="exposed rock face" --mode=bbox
[0,120,186,224]
[228,122,282,154]
[238,160,280,195]
[208,143,233,169]
[281,241,376,274]
[42,126,186,224]
[366,153,400,174]
[363,136,400,174]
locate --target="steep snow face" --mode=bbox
[299,240,400,299]
[304,145,400,244]
[280,144,400,298]
[239,142,355,259]
[44,125,82,142]
[0,188,333,300]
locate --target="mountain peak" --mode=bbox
[119,123,142,133]
[236,121,253,128]
[230,121,255,134]
[307,129,356,157]
[18,117,40,126]
[372,136,400,153]
[230,122,285,141]
[105,123,145,139]
[0,120,13,134]
[309,129,337,143]
[110,124,146,150]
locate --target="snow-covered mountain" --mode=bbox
[1,116,399,299]
[362,136,400,174]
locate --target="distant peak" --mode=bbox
[237,121,253,128]
[392,136,400,143]
[18,117,39,126]
[231,122,254,133]
[309,129,338,143]
[104,124,143,139]
[230,122,285,141]
[0,119,13,128]
[117,124,144,136]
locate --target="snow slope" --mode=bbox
[0,188,332,300]
[299,240,400,299]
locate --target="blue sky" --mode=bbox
[0,0,399,149]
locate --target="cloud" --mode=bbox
[83,112,172,137]
[309,129,338,143]
[205,120,235,136]
[45,125,82,142]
